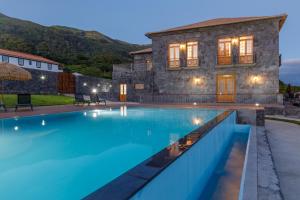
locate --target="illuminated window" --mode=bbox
[218,38,232,65]
[239,36,254,64]
[120,84,127,95]
[168,44,180,68]
[187,42,198,67]
[146,59,152,71]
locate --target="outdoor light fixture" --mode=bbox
[255,103,260,107]
[97,84,101,87]
[193,77,203,86]
[83,82,87,86]
[180,44,186,50]
[40,75,46,80]
[193,102,197,106]
[231,38,239,45]
[251,75,262,85]
[92,88,97,93]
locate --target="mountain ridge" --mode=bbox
[0,12,147,78]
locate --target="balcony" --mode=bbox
[217,56,232,65]
[168,60,180,68]
[187,59,199,67]
[239,54,254,64]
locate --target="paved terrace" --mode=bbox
[266,120,300,200]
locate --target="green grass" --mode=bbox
[265,117,300,126]
[1,94,74,108]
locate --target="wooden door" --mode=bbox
[58,73,75,94]
[120,84,127,102]
[217,74,236,103]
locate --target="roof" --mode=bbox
[130,48,152,55]
[0,49,60,65]
[146,14,287,37]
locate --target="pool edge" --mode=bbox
[84,110,234,200]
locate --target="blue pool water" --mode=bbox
[0,107,223,199]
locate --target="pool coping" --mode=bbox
[84,110,234,200]
[239,126,258,200]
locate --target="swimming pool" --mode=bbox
[0,107,224,199]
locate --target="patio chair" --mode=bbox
[0,101,7,112]
[74,94,91,105]
[15,94,33,111]
[90,94,107,106]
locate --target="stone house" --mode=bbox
[113,14,287,104]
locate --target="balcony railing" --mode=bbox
[217,56,232,65]
[168,60,180,68]
[187,59,199,67]
[239,54,254,64]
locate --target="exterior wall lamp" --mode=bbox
[40,75,46,80]
[180,44,186,50]
[92,88,97,94]
[251,75,262,85]
[193,77,204,86]
[231,37,239,46]
[83,82,87,86]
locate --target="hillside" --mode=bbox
[0,12,146,78]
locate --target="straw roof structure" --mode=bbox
[0,62,32,81]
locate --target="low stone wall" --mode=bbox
[1,68,113,98]
[134,93,280,104]
[75,75,113,98]
[1,68,58,94]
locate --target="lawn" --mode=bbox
[1,94,74,108]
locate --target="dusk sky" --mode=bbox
[0,0,299,84]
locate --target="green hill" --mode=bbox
[0,12,146,78]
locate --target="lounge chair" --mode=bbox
[15,94,33,111]
[90,94,107,106]
[74,94,91,105]
[0,101,7,112]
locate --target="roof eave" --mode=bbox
[146,14,288,37]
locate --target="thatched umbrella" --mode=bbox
[0,62,32,103]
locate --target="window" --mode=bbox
[168,44,180,68]
[218,38,232,65]
[18,58,24,66]
[29,60,32,65]
[36,61,41,68]
[187,42,198,67]
[2,55,9,63]
[47,63,52,70]
[239,36,254,64]
[135,84,144,90]
[146,59,153,71]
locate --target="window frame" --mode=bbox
[239,35,254,64]
[36,61,41,68]
[217,38,232,65]
[29,60,32,65]
[168,43,180,68]
[47,63,52,70]
[18,58,24,66]
[2,55,9,63]
[187,41,199,67]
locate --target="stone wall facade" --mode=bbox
[2,68,59,94]
[1,68,113,98]
[113,17,284,104]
